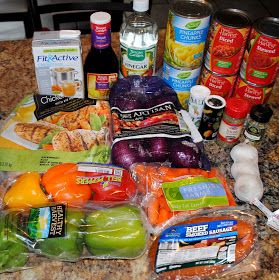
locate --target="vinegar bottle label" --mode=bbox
[120,44,156,77]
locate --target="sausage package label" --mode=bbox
[27,205,66,239]
[155,220,237,274]
[162,176,229,211]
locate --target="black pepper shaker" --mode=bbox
[244,104,273,142]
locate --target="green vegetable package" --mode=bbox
[0,203,148,273]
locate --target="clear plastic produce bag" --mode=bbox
[0,203,149,273]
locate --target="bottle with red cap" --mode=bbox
[217,97,250,145]
[84,12,119,100]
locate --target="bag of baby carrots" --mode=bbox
[130,163,236,232]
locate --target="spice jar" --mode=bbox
[217,97,250,146]
[244,104,273,143]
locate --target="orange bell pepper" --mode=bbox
[42,163,92,207]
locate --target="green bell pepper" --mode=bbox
[84,204,147,258]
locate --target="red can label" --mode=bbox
[240,29,279,85]
[205,22,250,75]
[233,76,273,109]
[200,67,237,98]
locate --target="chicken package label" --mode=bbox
[111,102,190,139]
[0,95,111,171]
[27,205,66,239]
[155,220,237,274]
[162,176,230,211]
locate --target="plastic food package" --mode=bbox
[0,162,137,209]
[109,76,210,170]
[0,96,112,172]
[148,209,259,280]
[0,203,148,273]
[131,163,236,233]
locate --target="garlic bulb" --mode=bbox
[230,142,258,162]
[231,161,260,179]
[234,174,263,202]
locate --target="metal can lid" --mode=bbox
[254,17,279,39]
[225,97,250,119]
[214,8,251,28]
[171,0,212,18]
[250,104,273,123]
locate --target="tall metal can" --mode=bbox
[164,0,213,69]
[240,17,279,86]
[205,9,251,75]
[199,66,237,98]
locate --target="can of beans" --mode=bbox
[164,0,213,69]
[199,95,226,140]
[233,75,274,110]
[205,9,251,75]
[162,60,202,108]
[199,66,237,98]
[240,17,279,86]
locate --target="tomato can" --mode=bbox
[162,60,202,109]
[233,75,274,110]
[205,9,251,75]
[240,17,279,86]
[164,0,213,69]
[199,66,237,98]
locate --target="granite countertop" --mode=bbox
[0,30,278,280]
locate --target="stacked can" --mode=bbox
[162,0,213,109]
[200,9,251,99]
[233,17,279,109]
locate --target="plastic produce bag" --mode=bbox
[148,209,259,279]
[109,76,210,170]
[131,163,236,233]
[0,203,148,273]
[0,162,137,210]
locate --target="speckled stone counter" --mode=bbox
[0,30,278,280]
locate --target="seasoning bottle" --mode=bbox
[217,97,250,146]
[244,104,273,143]
[84,12,119,100]
[188,85,211,129]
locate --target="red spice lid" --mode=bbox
[225,97,250,119]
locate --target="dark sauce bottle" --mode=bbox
[84,12,119,100]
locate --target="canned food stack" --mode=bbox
[200,9,251,99]
[233,17,279,109]
[162,0,212,108]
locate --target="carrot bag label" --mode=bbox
[155,219,238,274]
[162,176,230,211]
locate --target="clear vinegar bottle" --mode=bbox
[119,0,158,77]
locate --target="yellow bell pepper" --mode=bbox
[4,172,50,208]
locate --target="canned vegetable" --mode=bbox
[205,9,251,75]
[240,17,279,86]
[233,75,274,110]
[199,66,237,98]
